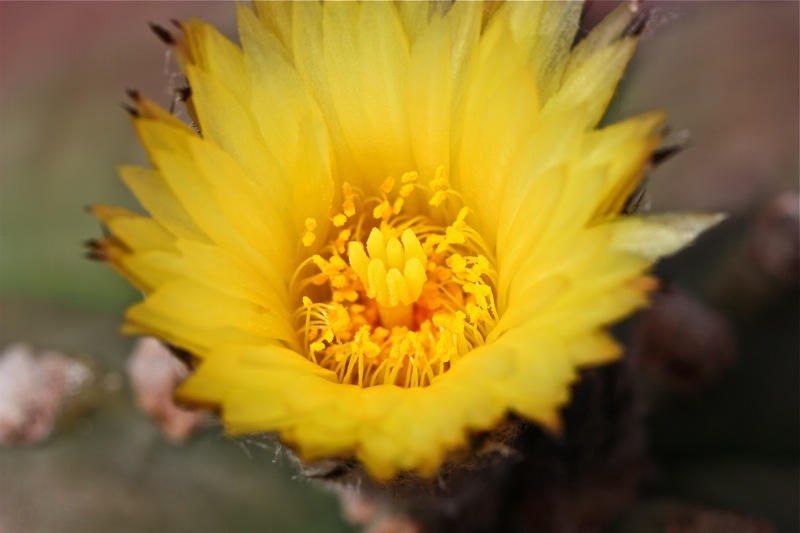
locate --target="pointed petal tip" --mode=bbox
[149,22,175,45]
[613,212,727,262]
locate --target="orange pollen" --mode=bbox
[293,167,498,388]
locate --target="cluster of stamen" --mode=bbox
[292,167,498,388]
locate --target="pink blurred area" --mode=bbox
[2,1,796,211]
[0,2,235,98]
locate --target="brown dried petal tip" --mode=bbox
[84,239,106,261]
[651,143,686,166]
[149,22,175,45]
[120,103,139,118]
[625,8,650,37]
[125,88,141,102]
[176,86,192,102]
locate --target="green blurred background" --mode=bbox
[0,2,797,532]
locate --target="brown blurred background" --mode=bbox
[0,2,797,532]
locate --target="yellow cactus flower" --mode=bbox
[90,1,721,480]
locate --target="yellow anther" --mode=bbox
[342,182,356,217]
[302,296,313,309]
[373,200,392,220]
[437,207,471,250]
[334,288,359,303]
[446,254,468,273]
[330,304,351,334]
[399,183,415,198]
[332,213,347,227]
[380,177,395,194]
[428,165,453,206]
[311,254,326,269]
[372,327,390,343]
[464,283,490,297]
[303,218,318,246]
[310,341,325,353]
[440,311,466,333]
[432,312,464,363]
[392,197,404,214]
[329,255,347,270]
[423,235,443,255]
[430,165,449,191]
[401,171,418,184]
[429,190,448,207]
[474,255,489,273]
[355,325,381,358]
[390,331,425,362]
[334,229,351,254]
[465,302,483,323]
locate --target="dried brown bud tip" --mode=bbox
[651,144,686,166]
[120,103,139,117]
[149,22,175,45]
[625,8,650,37]
[125,88,141,102]
[84,239,106,261]
[176,86,192,102]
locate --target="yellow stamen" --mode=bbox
[292,168,499,388]
[401,171,418,184]
[342,182,356,217]
[380,176,395,194]
[302,217,317,247]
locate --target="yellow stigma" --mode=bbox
[347,228,426,328]
[292,168,498,388]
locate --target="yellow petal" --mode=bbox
[542,37,638,128]
[126,280,298,350]
[321,2,412,184]
[455,9,540,240]
[505,1,582,102]
[117,165,208,243]
[406,15,451,181]
[610,213,726,261]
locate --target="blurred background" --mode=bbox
[0,2,797,532]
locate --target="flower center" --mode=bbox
[292,168,498,388]
[348,227,427,329]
